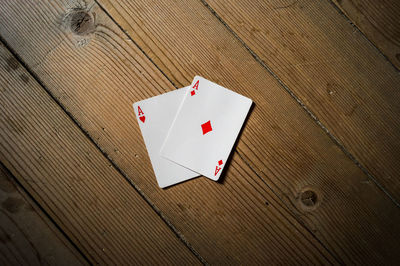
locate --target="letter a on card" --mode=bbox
[137,106,144,116]
[192,80,199,90]
[215,166,221,176]
[137,106,145,123]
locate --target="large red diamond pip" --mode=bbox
[201,120,213,135]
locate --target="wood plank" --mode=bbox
[0,44,200,265]
[1,0,399,263]
[0,163,86,266]
[83,0,400,263]
[0,1,337,264]
[197,0,400,200]
[332,0,400,70]
[102,0,400,199]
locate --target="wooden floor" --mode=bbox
[1,0,399,264]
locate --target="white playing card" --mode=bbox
[160,76,252,181]
[133,87,199,188]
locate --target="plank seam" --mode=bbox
[0,36,208,266]
[92,1,340,262]
[326,0,400,72]
[234,152,342,264]
[0,160,91,265]
[198,0,400,208]
[92,3,209,265]
[93,1,179,89]
[90,2,340,263]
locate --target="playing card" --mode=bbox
[160,76,252,180]
[133,87,199,188]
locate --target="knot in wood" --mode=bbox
[300,190,318,207]
[68,11,93,35]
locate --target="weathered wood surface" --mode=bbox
[0,164,86,266]
[333,0,400,70]
[102,0,400,201]
[0,0,399,264]
[93,0,400,263]
[0,43,199,265]
[0,1,337,264]
[202,0,400,201]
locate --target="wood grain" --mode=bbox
[0,1,337,264]
[114,0,400,201]
[0,163,86,266]
[333,0,400,69]
[1,0,399,264]
[102,0,400,198]
[92,0,400,263]
[0,43,200,265]
[199,0,400,200]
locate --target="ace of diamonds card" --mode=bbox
[161,76,252,180]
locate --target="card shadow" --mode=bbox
[217,101,255,185]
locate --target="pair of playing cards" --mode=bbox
[133,76,252,188]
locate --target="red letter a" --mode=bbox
[137,106,144,116]
[192,80,199,90]
[215,166,221,176]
